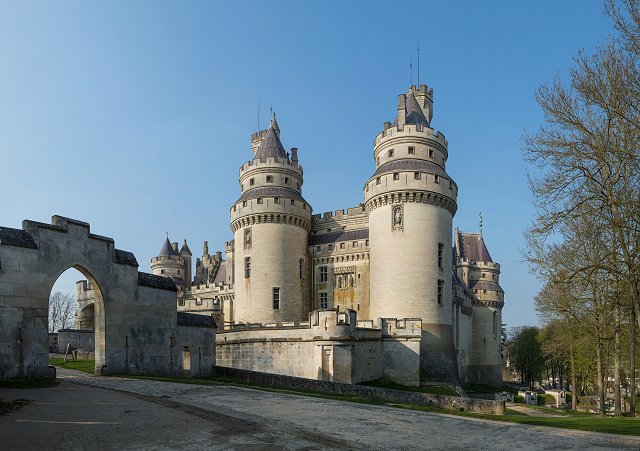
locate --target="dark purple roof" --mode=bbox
[374,159,448,177]
[254,126,287,160]
[309,229,369,246]
[456,231,493,262]
[177,312,217,329]
[0,227,37,249]
[238,186,307,204]
[138,272,178,292]
[213,261,226,284]
[469,279,504,293]
[114,249,138,267]
[159,237,177,257]
[452,270,464,287]
[179,240,192,256]
[393,91,428,126]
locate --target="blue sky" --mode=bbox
[0,1,614,328]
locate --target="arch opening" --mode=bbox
[48,265,106,375]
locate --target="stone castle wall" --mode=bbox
[216,310,421,386]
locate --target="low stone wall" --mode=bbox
[57,329,94,353]
[215,366,505,415]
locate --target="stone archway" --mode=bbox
[0,215,217,380]
[48,265,107,373]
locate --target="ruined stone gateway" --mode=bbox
[0,215,215,379]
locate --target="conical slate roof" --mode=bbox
[254,125,287,160]
[180,239,192,256]
[159,237,178,257]
[393,90,429,126]
[455,231,493,263]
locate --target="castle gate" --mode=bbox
[0,215,215,379]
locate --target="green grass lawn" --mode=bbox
[49,357,95,374]
[359,379,460,396]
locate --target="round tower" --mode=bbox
[151,237,186,292]
[231,116,312,324]
[364,84,459,379]
[179,239,192,287]
[454,229,504,385]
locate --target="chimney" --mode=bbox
[172,242,179,253]
[397,94,406,126]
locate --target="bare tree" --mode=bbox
[48,291,76,332]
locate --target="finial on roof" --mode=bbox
[479,212,483,237]
[271,111,279,135]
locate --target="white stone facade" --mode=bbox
[167,84,504,385]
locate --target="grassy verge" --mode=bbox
[0,399,29,416]
[49,358,95,374]
[0,378,58,389]
[360,379,459,396]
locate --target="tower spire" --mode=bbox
[417,33,420,87]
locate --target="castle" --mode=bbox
[143,84,504,385]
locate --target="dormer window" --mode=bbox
[266,175,273,183]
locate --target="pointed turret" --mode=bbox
[159,237,177,257]
[179,239,192,256]
[393,90,429,127]
[254,123,287,160]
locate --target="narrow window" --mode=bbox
[316,245,321,252]
[340,243,345,249]
[299,258,304,280]
[244,257,251,278]
[393,172,399,180]
[328,244,333,251]
[178,269,181,275]
[388,149,394,157]
[303,203,306,209]
[250,178,255,186]
[243,201,247,207]
[437,279,444,305]
[274,197,280,204]
[266,175,273,183]
[320,266,328,282]
[161,269,165,274]
[297,182,300,189]
[291,199,295,205]
[376,177,381,185]
[273,287,280,309]
[434,175,440,183]
[408,146,415,155]
[429,149,434,157]
[257,197,263,204]
[377,157,380,165]
[284,176,289,184]
[352,241,357,247]
[365,239,369,246]
[438,243,444,269]
[320,292,328,309]
[414,171,420,180]
[482,272,486,278]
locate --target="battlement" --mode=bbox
[311,205,366,223]
[411,83,434,97]
[151,255,183,264]
[375,124,448,149]
[457,258,500,270]
[239,156,303,177]
[224,239,235,250]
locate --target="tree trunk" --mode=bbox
[614,307,622,416]
[631,303,637,417]
[570,340,577,410]
[596,338,605,417]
